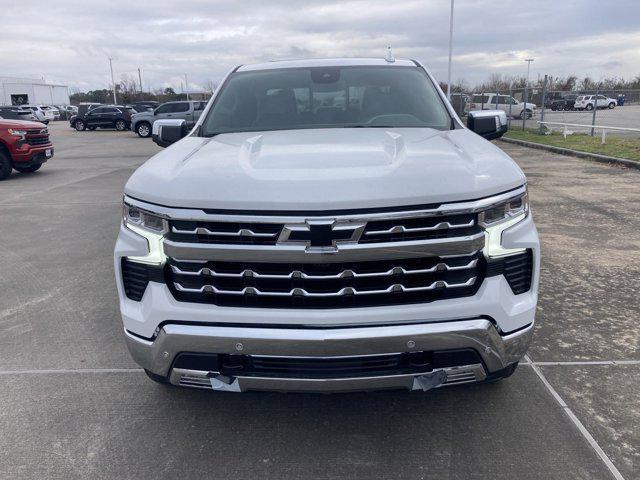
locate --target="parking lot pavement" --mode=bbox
[508,104,640,137]
[0,122,637,479]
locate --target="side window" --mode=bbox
[597,95,606,100]
[194,102,206,111]
[170,102,190,113]
[90,107,105,114]
[155,104,172,114]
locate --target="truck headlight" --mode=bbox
[122,203,168,264]
[8,129,27,141]
[480,191,529,258]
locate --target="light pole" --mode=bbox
[108,57,117,104]
[184,74,190,101]
[446,0,455,100]
[524,58,534,87]
[522,58,534,130]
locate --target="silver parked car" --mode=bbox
[130,101,206,137]
[115,57,539,393]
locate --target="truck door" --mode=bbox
[168,102,192,125]
[153,103,175,122]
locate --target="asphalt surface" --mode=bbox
[0,123,638,479]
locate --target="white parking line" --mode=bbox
[525,355,626,480]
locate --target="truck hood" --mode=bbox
[125,128,525,211]
[131,111,153,120]
[0,119,47,129]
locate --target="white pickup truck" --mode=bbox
[115,57,539,393]
[468,93,536,119]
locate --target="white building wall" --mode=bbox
[0,77,69,106]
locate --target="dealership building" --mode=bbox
[0,76,70,106]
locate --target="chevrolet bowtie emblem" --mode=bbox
[277,220,366,252]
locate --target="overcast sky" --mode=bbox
[1,0,639,92]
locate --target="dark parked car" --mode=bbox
[131,101,159,113]
[72,105,136,131]
[549,94,578,111]
[0,106,36,121]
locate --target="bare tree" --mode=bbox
[205,80,217,95]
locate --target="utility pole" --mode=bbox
[446,0,455,100]
[108,57,117,104]
[138,68,143,93]
[184,74,190,101]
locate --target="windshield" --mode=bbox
[201,66,451,136]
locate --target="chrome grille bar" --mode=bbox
[170,259,478,279]
[171,226,277,238]
[365,219,475,236]
[173,277,476,297]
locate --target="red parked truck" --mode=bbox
[0,119,53,180]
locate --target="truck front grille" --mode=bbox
[168,220,282,245]
[360,213,479,243]
[25,135,50,146]
[166,212,480,246]
[167,252,484,308]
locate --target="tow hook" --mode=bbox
[412,370,447,391]
[209,372,241,392]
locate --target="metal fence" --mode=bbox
[453,84,640,139]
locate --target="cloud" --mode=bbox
[0,0,638,91]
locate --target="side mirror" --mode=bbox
[467,110,508,140]
[152,119,188,147]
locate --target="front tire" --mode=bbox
[115,119,127,131]
[13,163,42,173]
[75,120,86,131]
[608,102,616,109]
[136,121,151,138]
[519,109,532,119]
[0,151,12,180]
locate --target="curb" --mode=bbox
[499,137,640,170]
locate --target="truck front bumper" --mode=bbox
[125,318,532,392]
[12,146,53,165]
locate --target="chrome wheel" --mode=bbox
[115,120,126,131]
[137,123,151,137]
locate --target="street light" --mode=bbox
[446,0,455,100]
[524,58,534,87]
[522,58,534,130]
